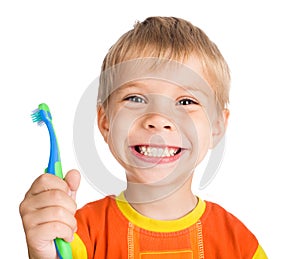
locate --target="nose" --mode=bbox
[142,113,175,131]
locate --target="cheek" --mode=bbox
[182,113,212,163]
[196,121,211,146]
[195,122,212,165]
[181,110,211,141]
[107,108,137,162]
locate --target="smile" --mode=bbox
[130,145,184,164]
[135,145,181,157]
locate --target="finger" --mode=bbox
[26,173,70,197]
[26,221,75,245]
[64,169,81,200]
[21,188,77,215]
[22,206,77,233]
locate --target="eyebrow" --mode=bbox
[115,80,212,98]
[120,81,203,91]
[122,80,149,87]
[114,83,141,93]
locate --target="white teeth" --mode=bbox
[137,146,179,157]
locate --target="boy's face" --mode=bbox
[98,56,229,188]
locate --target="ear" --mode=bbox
[210,109,230,148]
[97,105,110,143]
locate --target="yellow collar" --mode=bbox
[116,192,206,232]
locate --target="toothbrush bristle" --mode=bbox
[31,109,44,126]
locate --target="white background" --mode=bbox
[1,0,299,258]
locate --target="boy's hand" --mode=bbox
[19,169,81,259]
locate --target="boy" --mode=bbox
[20,16,267,258]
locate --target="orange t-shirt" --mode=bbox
[71,193,267,258]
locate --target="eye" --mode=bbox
[176,98,199,106]
[124,95,146,104]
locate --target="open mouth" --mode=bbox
[133,145,182,157]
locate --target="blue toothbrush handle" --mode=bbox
[45,121,73,259]
[55,238,72,259]
[32,103,73,259]
[45,163,73,259]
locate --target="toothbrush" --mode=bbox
[31,103,72,259]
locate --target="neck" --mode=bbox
[124,176,198,220]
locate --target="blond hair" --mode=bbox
[100,16,230,109]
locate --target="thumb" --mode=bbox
[64,169,81,200]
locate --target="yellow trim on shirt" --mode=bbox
[116,192,206,232]
[70,233,88,259]
[253,244,268,259]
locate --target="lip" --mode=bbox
[129,144,186,164]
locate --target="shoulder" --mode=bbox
[76,195,114,213]
[202,201,260,258]
[202,200,253,232]
[75,195,118,223]
[74,196,120,255]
